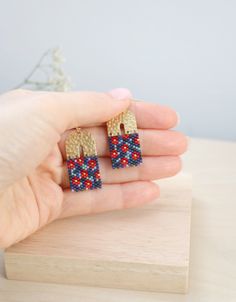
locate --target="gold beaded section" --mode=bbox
[65,129,97,159]
[107,109,138,136]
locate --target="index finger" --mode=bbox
[131,100,178,129]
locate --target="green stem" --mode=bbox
[13,49,52,89]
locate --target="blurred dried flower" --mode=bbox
[15,47,72,92]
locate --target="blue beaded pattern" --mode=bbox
[108,133,142,169]
[67,156,102,192]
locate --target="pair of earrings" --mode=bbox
[65,109,142,192]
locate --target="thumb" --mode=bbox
[43,90,131,131]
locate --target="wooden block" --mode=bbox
[4,173,192,294]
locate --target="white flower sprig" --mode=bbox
[15,47,72,92]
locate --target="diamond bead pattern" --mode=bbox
[108,133,142,169]
[67,156,102,192]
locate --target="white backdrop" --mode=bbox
[0,0,235,140]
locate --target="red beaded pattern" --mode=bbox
[108,133,142,169]
[67,156,102,192]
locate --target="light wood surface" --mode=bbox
[4,173,192,294]
[1,138,236,301]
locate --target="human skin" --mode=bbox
[0,88,187,248]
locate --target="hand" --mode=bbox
[0,88,187,248]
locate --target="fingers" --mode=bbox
[61,156,181,188]
[131,100,178,129]
[59,128,187,160]
[39,91,131,131]
[55,97,178,132]
[38,92,178,132]
[60,181,160,218]
[11,89,178,132]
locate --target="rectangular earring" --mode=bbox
[65,128,102,192]
[107,109,142,169]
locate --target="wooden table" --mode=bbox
[1,138,236,301]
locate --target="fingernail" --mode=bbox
[109,88,133,100]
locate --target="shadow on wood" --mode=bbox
[4,173,192,294]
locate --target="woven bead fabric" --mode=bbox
[108,133,142,169]
[67,156,102,192]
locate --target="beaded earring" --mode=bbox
[65,128,102,192]
[107,109,142,169]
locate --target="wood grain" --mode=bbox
[4,173,192,294]
[1,139,236,301]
